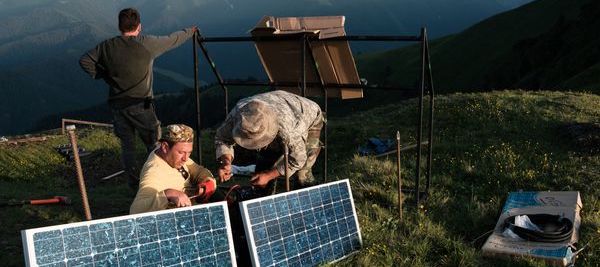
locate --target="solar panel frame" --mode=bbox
[240,179,362,267]
[21,201,237,267]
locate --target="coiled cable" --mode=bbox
[503,214,573,243]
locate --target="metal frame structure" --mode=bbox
[191,28,434,206]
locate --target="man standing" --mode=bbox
[215,90,324,189]
[130,124,216,214]
[79,8,197,189]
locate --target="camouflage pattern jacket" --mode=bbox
[215,90,323,175]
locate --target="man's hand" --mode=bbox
[217,155,233,182]
[218,164,232,182]
[164,189,192,207]
[197,178,217,203]
[250,169,280,188]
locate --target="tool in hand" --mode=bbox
[189,180,216,204]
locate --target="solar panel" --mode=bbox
[21,202,237,267]
[240,179,362,267]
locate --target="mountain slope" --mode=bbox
[489,0,600,89]
[357,0,598,92]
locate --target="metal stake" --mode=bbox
[66,125,92,221]
[396,131,403,221]
[284,146,290,192]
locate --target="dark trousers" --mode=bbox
[111,102,161,186]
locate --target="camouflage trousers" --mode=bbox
[295,119,323,185]
[259,116,323,186]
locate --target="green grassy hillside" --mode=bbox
[357,0,600,93]
[1,90,598,266]
[329,90,599,266]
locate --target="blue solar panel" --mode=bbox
[21,202,237,267]
[240,179,362,267]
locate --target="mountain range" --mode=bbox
[0,0,531,135]
[358,0,600,93]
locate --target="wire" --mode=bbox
[503,214,573,243]
[224,184,241,205]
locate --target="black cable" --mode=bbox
[503,214,573,243]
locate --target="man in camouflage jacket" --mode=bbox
[215,90,324,188]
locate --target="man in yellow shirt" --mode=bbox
[130,124,216,214]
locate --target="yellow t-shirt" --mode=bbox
[129,151,213,214]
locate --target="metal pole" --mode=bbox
[302,34,307,97]
[196,36,230,116]
[193,32,202,164]
[323,90,328,183]
[199,35,422,42]
[304,40,329,183]
[61,119,113,135]
[424,30,435,195]
[397,131,402,221]
[100,170,125,181]
[284,146,290,192]
[415,27,427,207]
[217,80,416,92]
[66,125,92,221]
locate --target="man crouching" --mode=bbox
[130,124,216,214]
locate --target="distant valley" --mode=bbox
[0,0,532,135]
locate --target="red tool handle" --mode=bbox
[30,198,61,205]
[198,180,216,203]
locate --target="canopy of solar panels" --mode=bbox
[240,179,362,267]
[21,202,236,267]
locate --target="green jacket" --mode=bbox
[79,28,195,108]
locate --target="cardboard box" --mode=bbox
[251,16,363,99]
[482,191,582,266]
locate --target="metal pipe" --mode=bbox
[425,30,435,195]
[217,80,416,92]
[100,170,125,181]
[193,31,202,164]
[66,125,92,221]
[323,90,328,183]
[374,141,429,158]
[415,27,427,207]
[397,131,403,221]
[199,35,421,42]
[61,119,113,135]
[196,35,230,116]
[305,39,329,183]
[302,34,307,97]
[284,146,290,192]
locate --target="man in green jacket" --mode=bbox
[79,8,197,190]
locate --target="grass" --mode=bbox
[0,90,598,266]
[328,90,599,266]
